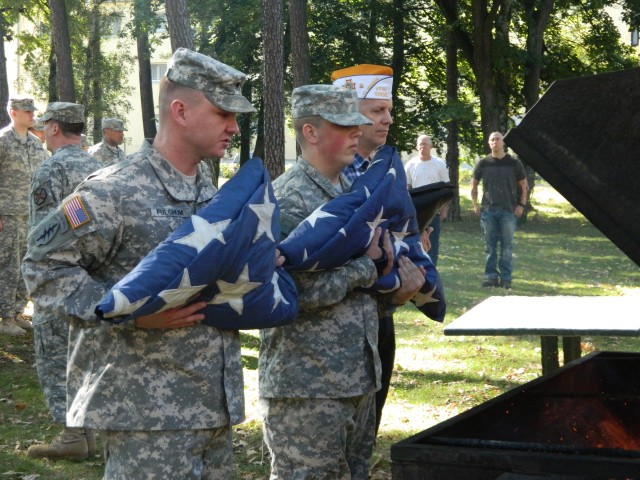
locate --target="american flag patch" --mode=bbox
[63,195,91,229]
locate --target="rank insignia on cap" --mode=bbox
[63,195,91,229]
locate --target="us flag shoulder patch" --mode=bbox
[63,195,91,229]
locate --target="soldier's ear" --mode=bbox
[302,123,319,145]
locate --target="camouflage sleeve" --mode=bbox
[23,188,126,327]
[292,256,377,311]
[277,194,378,310]
[29,162,64,230]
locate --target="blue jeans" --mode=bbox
[480,209,517,282]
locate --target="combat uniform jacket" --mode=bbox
[259,158,381,399]
[0,126,47,215]
[88,140,125,167]
[23,145,244,430]
[29,143,103,230]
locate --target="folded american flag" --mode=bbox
[95,157,299,329]
[278,146,446,321]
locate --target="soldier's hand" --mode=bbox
[391,256,426,305]
[135,301,207,329]
[275,248,285,267]
[365,228,394,276]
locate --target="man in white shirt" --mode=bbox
[405,134,450,265]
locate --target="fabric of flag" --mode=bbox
[95,157,299,329]
[278,145,446,321]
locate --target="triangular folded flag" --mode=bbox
[95,157,299,329]
[278,146,446,321]
[409,181,455,232]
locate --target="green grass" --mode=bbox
[1,184,638,479]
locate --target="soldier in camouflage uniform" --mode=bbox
[0,98,48,336]
[88,117,126,166]
[25,102,103,461]
[258,85,425,479]
[23,48,256,479]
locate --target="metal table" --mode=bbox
[443,296,640,374]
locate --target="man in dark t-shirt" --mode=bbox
[470,132,528,290]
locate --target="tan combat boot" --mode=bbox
[13,315,33,330]
[85,429,97,457]
[0,318,25,336]
[27,427,89,460]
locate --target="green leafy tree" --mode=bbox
[16,0,133,139]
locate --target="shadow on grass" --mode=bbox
[393,368,521,394]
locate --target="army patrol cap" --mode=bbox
[32,121,45,131]
[291,85,373,127]
[38,102,85,124]
[166,48,255,114]
[10,98,37,112]
[102,118,126,131]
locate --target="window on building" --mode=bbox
[156,15,167,33]
[151,63,168,83]
[109,15,122,38]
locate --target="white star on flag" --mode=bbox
[367,207,388,243]
[391,219,411,255]
[305,205,336,227]
[157,268,207,311]
[210,264,261,315]
[270,272,290,312]
[174,216,231,253]
[413,285,439,307]
[107,290,151,318]
[249,186,276,243]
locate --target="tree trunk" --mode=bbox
[289,0,310,87]
[165,0,194,51]
[289,0,309,158]
[388,0,404,148]
[84,0,103,141]
[239,79,253,164]
[445,11,461,221]
[133,0,157,140]
[49,0,75,101]
[520,0,554,220]
[252,98,265,161]
[48,48,58,102]
[262,0,285,179]
[0,18,10,128]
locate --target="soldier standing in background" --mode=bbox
[25,102,103,461]
[0,98,48,336]
[88,117,126,166]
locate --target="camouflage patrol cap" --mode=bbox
[32,121,45,131]
[9,98,37,112]
[102,117,126,131]
[166,48,255,114]
[291,85,373,126]
[38,102,85,124]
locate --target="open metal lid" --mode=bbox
[504,67,640,267]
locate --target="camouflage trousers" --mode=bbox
[33,314,69,424]
[103,427,232,480]
[259,392,376,480]
[0,215,28,318]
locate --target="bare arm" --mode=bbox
[470,178,480,215]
